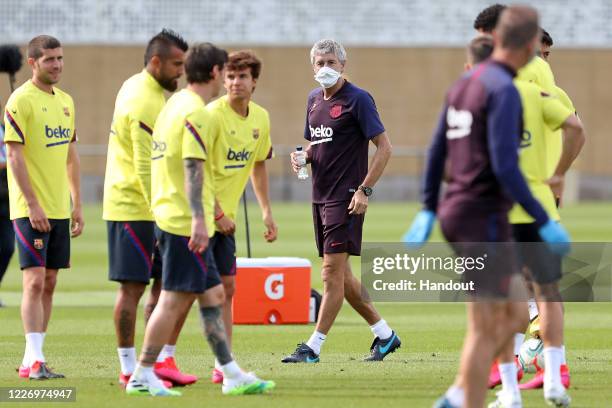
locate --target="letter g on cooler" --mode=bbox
[264,273,284,300]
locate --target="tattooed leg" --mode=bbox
[200,306,232,365]
[114,282,146,347]
[138,291,195,366]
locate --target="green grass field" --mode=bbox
[0,202,611,407]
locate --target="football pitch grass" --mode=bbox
[0,202,611,407]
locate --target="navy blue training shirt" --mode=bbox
[304,81,385,203]
[422,60,549,226]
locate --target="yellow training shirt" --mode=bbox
[206,95,273,224]
[103,70,165,221]
[151,89,216,237]
[555,86,576,113]
[509,80,573,224]
[3,80,76,220]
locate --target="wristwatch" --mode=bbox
[358,185,373,197]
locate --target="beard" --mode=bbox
[158,76,178,92]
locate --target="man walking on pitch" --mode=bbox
[103,29,196,387]
[403,7,572,407]
[4,35,83,379]
[126,42,274,397]
[460,34,584,408]
[475,5,580,396]
[206,50,278,383]
[283,39,399,363]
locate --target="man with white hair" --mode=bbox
[283,39,399,363]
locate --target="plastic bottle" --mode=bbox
[295,146,309,180]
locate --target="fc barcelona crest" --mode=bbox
[253,129,260,139]
[33,239,44,250]
[63,107,70,117]
[330,104,342,119]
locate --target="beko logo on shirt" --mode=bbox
[309,125,334,139]
[227,147,252,161]
[446,106,473,140]
[45,125,71,139]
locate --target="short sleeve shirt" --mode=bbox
[303,81,385,203]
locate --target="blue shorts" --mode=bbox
[13,218,70,270]
[155,226,221,294]
[210,233,236,276]
[107,221,155,284]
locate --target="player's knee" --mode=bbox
[43,274,57,295]
[24,276,45,297]
[120,282,146,301]
[222,279,235,300]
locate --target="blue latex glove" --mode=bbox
[402,210,436,248]
[538,219,571,256]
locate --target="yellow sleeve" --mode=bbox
[128,109,154,206]
[542,93,573,131]
[3,94,30,144]
[255,111,273,162]
[182,110,208,162]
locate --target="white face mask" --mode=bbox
[314,66,342,89]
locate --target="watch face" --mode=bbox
[361,186,373,196]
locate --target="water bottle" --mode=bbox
[295,146,309,180]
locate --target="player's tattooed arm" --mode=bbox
[200,306,233,365]
[184,158,204,218]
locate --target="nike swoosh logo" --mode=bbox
[330,242,343,247]
[306,356,319,363]
[378,334,396,354]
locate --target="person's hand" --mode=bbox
[263,211,278,242]
[71,205,84,237]
[290,150,308,173]
[401,210,436,248]
[189,216,209,253]
[547,174,564,206]
[28,202,50,232]
[538,219,571,256]
[348,189,368,215]
[215,214,236,235]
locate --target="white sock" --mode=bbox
[499,362,519,394]
[561,345,566,365]
[161,344,176,360]
[370,319,393,340]
[305,331,326,355]
[25,333,44,364]
[528,298,539,321]
[132,364,166,388]
[220,360,242,379]
[514,333,525,356]
[21,335,30,367]
[543,347,563,391]
[117,347,136,375]
[445,385,464,407]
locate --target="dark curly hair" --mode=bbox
[473,4,507,33]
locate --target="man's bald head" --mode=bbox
[495,5,540,50]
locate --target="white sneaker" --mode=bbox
[126,376,181,397]
[545,387,571,407]
[221,371,275,395]
[488,390,522,408]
